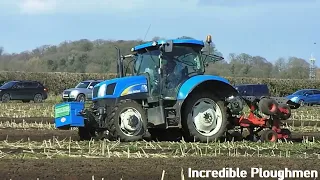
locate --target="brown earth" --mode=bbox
[0,118,319,180]
[0,129,79,142]
[0,117,54,124]
[0,157,319,180]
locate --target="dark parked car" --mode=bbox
[234,84,270,98]
[0,80,48,103]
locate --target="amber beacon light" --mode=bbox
[206,35,212,44]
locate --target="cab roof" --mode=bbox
[132,39,204,52]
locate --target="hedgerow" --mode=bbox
[0,71,319,96]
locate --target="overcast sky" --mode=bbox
[0,0,319,66]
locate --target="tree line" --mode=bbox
[0,36,318,79]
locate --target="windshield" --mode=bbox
[134,50,159,76]
[76,82,90,88]
[0,81,16,89]
[292,90,306,95]
[133,45,204,76]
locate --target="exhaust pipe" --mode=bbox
[114,46,124,78]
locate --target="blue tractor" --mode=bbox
[54,35,243,142]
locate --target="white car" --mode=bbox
[62,80,102,102]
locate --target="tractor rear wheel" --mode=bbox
[182,92,227,142]
[107,100,147,142]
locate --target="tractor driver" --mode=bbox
[162,56,183,93]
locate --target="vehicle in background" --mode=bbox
[286,89,320,106]
[62,80,102,102]
[234,84,270,98]
[0,80,48,103]
[235,83,300,109]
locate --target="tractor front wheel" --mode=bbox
[107,100,147,142]
[182,92,227,142]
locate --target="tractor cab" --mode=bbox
[129,37,222,101]
[132,40,205,99]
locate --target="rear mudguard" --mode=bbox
[177,75,236,100]
[54,102,85,129]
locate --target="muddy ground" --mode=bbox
[0,129,78,141]
[0,117,54,124]
[0,118,320,179]
[0,157,319,180]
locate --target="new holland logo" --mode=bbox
[60,117,66,123]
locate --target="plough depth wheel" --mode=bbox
[258,98,278,115]
[261,130,278,142]
[278,104,291,120]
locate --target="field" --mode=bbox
[0,101,320,179]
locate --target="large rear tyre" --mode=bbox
[107,100,147,142]
[182,92,228,142]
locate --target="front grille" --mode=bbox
[92,86,99,98]
[63,91,70,97]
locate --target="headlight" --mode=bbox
[291,96,298,102]
[98,84,107,97]
[70,91,78,98]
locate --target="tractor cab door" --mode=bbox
[133,51,161,100]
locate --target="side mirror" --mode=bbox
[305,93,309,96]
[88,86,93,89]
[164,40,173,52]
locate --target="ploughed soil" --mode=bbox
[0,117,320,180]
[0,129,79,142]
[0,117,54,124]
[0,157,319,180]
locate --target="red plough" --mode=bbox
[228,98,292,142]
